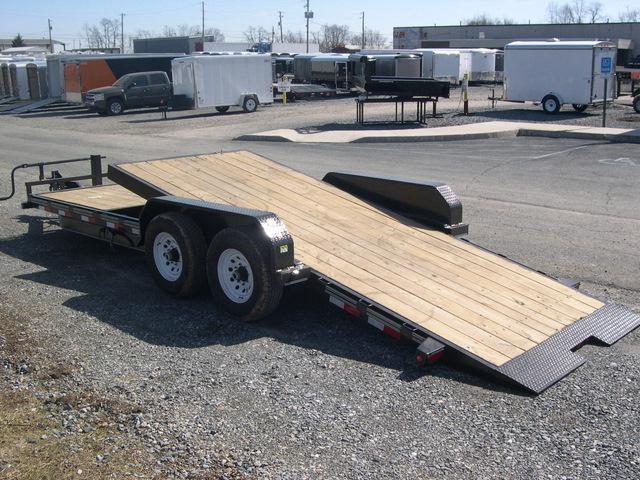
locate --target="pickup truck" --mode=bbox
[85,71,172,115]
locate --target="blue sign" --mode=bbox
[600,57,612,74]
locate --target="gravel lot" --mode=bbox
[1,96,639,479]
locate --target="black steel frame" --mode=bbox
[11,151,640,394]
[355,96,439,124]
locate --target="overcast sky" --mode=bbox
[1,0,637,46]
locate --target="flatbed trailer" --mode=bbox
[4,151,639,394]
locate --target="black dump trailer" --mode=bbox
[348,53,450,99]
[2,151,639,394]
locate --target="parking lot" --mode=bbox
[1,97,639,479]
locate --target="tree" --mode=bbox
[618,7,640,22]
[11,33,25,47]
[281,30,304,43]
[313,24,350,53]
[243,26,270,44]
[546,1,602,23]
[351,29,388,49]
[83,18,120,49]
[465,14,515,25]
[586,2,603,23]
[154,25,224,40]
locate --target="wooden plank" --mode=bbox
[39,184,144,210]
[138,159,522,362]
[232,151,604,311]
[149,158,545,348]
[208,153,593,320]
[113,152,605,367]
[172,157,565,340]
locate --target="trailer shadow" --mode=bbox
[0,219,525,396]
[470,108,595,122]
[126,109,248,124]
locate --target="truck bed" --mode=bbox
[99,151,640,391]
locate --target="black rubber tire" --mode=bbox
[541,95,561,114]
[207,227,283,322]
[633,96,640,114]
[107,98,124,116]
[242,95,258,113]
[145,212,207,298]
[572,104,588,112]
[215,106,229,113]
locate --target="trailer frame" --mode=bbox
[5,152,640,394]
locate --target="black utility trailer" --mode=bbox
[3,151,640,393]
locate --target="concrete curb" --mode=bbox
[234,122,640,144]
[517,129,640,144]
[234,134,292,142]
[351,130,517,143]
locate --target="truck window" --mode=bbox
[131,75,149,87]
[149,73,168,85]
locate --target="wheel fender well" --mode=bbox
[139,196,295,271]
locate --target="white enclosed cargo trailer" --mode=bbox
[504,40,616,113]
[416,49,461,84]
[171,54,273,113]
[459,49,496,82]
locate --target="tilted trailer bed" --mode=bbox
[6,151,640,393]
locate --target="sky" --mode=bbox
[1,0,637,47]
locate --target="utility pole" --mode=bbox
[360,11,365,50]
[120,13,125,53]
[48,18,53,53]
[304,1,313,53]
[278,11,283,43]
[201,1,205,51]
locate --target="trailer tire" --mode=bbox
[242,95,258,113]
[215,106,229,113]
[207,227,282,322]
[542,95,561,114]
[572,104,588,112]
[145,212,207,298]
[633,96,640,114]
[107,98,124,116]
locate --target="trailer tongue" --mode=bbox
[11,151,640,393]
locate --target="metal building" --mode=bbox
[393,22,639,65]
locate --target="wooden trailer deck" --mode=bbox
[39,184,144,211]
[103,150,615,369]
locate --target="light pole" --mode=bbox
[48,19,53,53]
[304,1,313,53]
[120,13,125,53]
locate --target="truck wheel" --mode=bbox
[207,228,282,322]
[242,96,258,113]
[542,95,561,114]
[145,212,207,298]
[107,98,124,115]
[572,104,588,112]
[215,106,229,113]
[633,96,640,114]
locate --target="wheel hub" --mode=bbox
[218,248,254,303]
[153,232,183,282]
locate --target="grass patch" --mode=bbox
[0,390,152,479]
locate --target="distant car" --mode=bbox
[85,71,172,116]
[633,88,640,114]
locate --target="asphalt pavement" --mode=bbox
[0,105,639,479]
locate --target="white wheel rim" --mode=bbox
[111,102,122,113]
[246,99,256,111]
[545,99,556,111]
[153,232,183,282]
[217,248,254,303]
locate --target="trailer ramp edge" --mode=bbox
[496,303,640,393]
